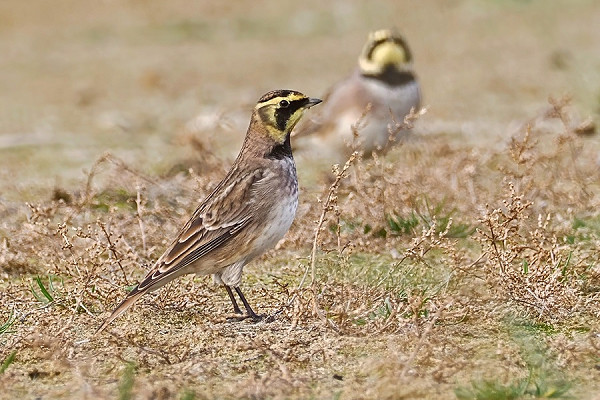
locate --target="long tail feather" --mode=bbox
[94,290,145,336]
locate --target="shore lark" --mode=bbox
[294,29,421,160]
[96,90,321,334]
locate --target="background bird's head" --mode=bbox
[358,29,413,76]
[254,90,322,144]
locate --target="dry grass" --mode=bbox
[2,97,600,399]
[2,1,600,399]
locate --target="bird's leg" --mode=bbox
[224,285,243,315]
[234,286,263,322]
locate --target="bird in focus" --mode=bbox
[294,29,421,161]
[96,90,321,334]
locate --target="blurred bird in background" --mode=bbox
[294,29,421,161]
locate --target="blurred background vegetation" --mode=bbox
[1,0,598,197]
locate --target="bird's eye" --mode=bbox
[279,99,290,108]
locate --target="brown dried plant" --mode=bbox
[476,183,582,320]
[2,96,600,399]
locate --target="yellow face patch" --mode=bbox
[358,30,411,75]
[255,93,311,143]
[371,41,406,67]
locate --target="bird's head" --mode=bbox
[358,29,413,75]
[254,90,322,144]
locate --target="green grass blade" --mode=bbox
[37,276,54,302]
[0,311,17,335]
[0,350,17,374]
[118,362,136,400]
[30,275,54,304]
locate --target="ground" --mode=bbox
[1,0,600,399]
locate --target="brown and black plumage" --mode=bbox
[95,90,321,334]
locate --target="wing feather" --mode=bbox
[142,169,262,288]
[95,166,265,334]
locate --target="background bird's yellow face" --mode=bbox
[370,41,407,68]
[359,30,411,75]
[255,91,314,143]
